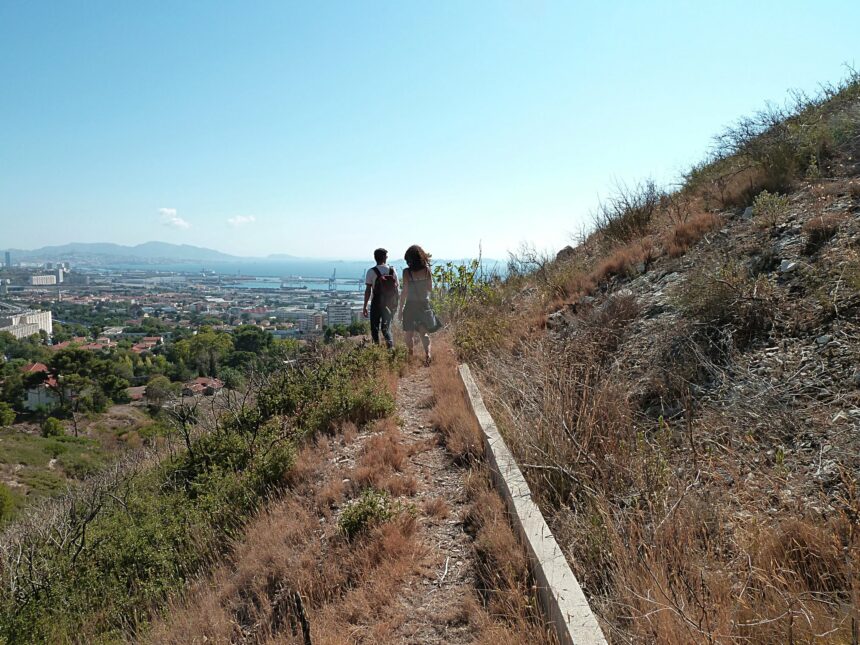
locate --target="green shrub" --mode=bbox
[0,402,15,427]
[42,440,68,458]
[18,467,66,495]
[0,343,401,643]
[0,483,15,523]
[753,190,790,228]
[57,452,103,479]
[137,422,169,442]
[338,489,395,539]
[40,417,64,438]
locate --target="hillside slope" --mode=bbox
[455,73,860,643]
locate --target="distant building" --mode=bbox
[0,309,53,339]
[4,252,10,268]
[21,363,61,411]
[30,275,57,286]
[182,377,224,397]
[326,301,353,326]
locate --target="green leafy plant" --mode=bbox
[40,417,64,438]
[338,489,395,539]
[432,258,494,323]
[0,402,15,427]
[753,190,790,228]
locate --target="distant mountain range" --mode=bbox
[2,242,299,264]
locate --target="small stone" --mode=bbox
[852,369,860,388]
[816,335,832,345]
[779,260,798,274]
[742,206,754,220]
[831,411,848,424]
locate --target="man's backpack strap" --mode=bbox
[372,266,383,279]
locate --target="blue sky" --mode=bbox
[1,1,857,260]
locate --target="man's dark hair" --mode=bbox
[374,248,388,263]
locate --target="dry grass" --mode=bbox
[146,429,424,645]
[473,312,860,644]
[803,212,845,254]
[147,339,559,645]
[428,346,484,464]
[421,496,449,519]
[348,418,421,497]
[662,212,722,257]
[428,340,558,644]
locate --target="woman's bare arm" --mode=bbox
[398,269,409,319]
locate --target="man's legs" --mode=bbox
[369,302,382,344]
[380,307,394,349]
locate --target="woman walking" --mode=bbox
[398,244,438,365]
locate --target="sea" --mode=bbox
[103,257,503,291]
[107,259,373,280]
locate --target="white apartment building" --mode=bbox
[326,301,353,326]
[30,275,57,286]
[0,309,53,339]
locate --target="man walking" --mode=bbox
[362,248,398,348]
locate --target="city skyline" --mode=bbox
[2,1,858,259]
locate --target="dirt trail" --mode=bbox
[384,368,478,643]
[147,364,514,645]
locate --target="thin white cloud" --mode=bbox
[228,215,256,227]
[158,207,191,230]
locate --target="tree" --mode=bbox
[218,367,246,390]
[0,402,15,426]
[57,374,101,436]
[145,375,177,407]
[41,417,64,438]
[348,320,370,336]
[233,325,272,354]
[172,329,233,376]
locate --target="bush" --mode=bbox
[802,213,842,254]
[0,402,15,427]
[338,489,395,539]
[592,179,663,246]
[40,417,64,438]
[752,190,790,228]
[57,452,103,479]
[0,343,404,643]
[676,263,776,349]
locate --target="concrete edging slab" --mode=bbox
[458,363,608,645]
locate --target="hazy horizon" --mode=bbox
[2,1,858,259]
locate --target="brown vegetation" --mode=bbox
[146,347,559,645]
[662,212,722,257]
[428,341,557,644]
[444,71,860,643]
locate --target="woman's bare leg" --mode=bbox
[417,326,431,364]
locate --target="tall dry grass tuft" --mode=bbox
[428,345,484,463]
[428,339,558,644]
[472,314,860,643]
[663,212,722,257]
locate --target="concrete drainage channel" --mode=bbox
[459,364,608,645]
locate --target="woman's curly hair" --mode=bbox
[404,245,431,271]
